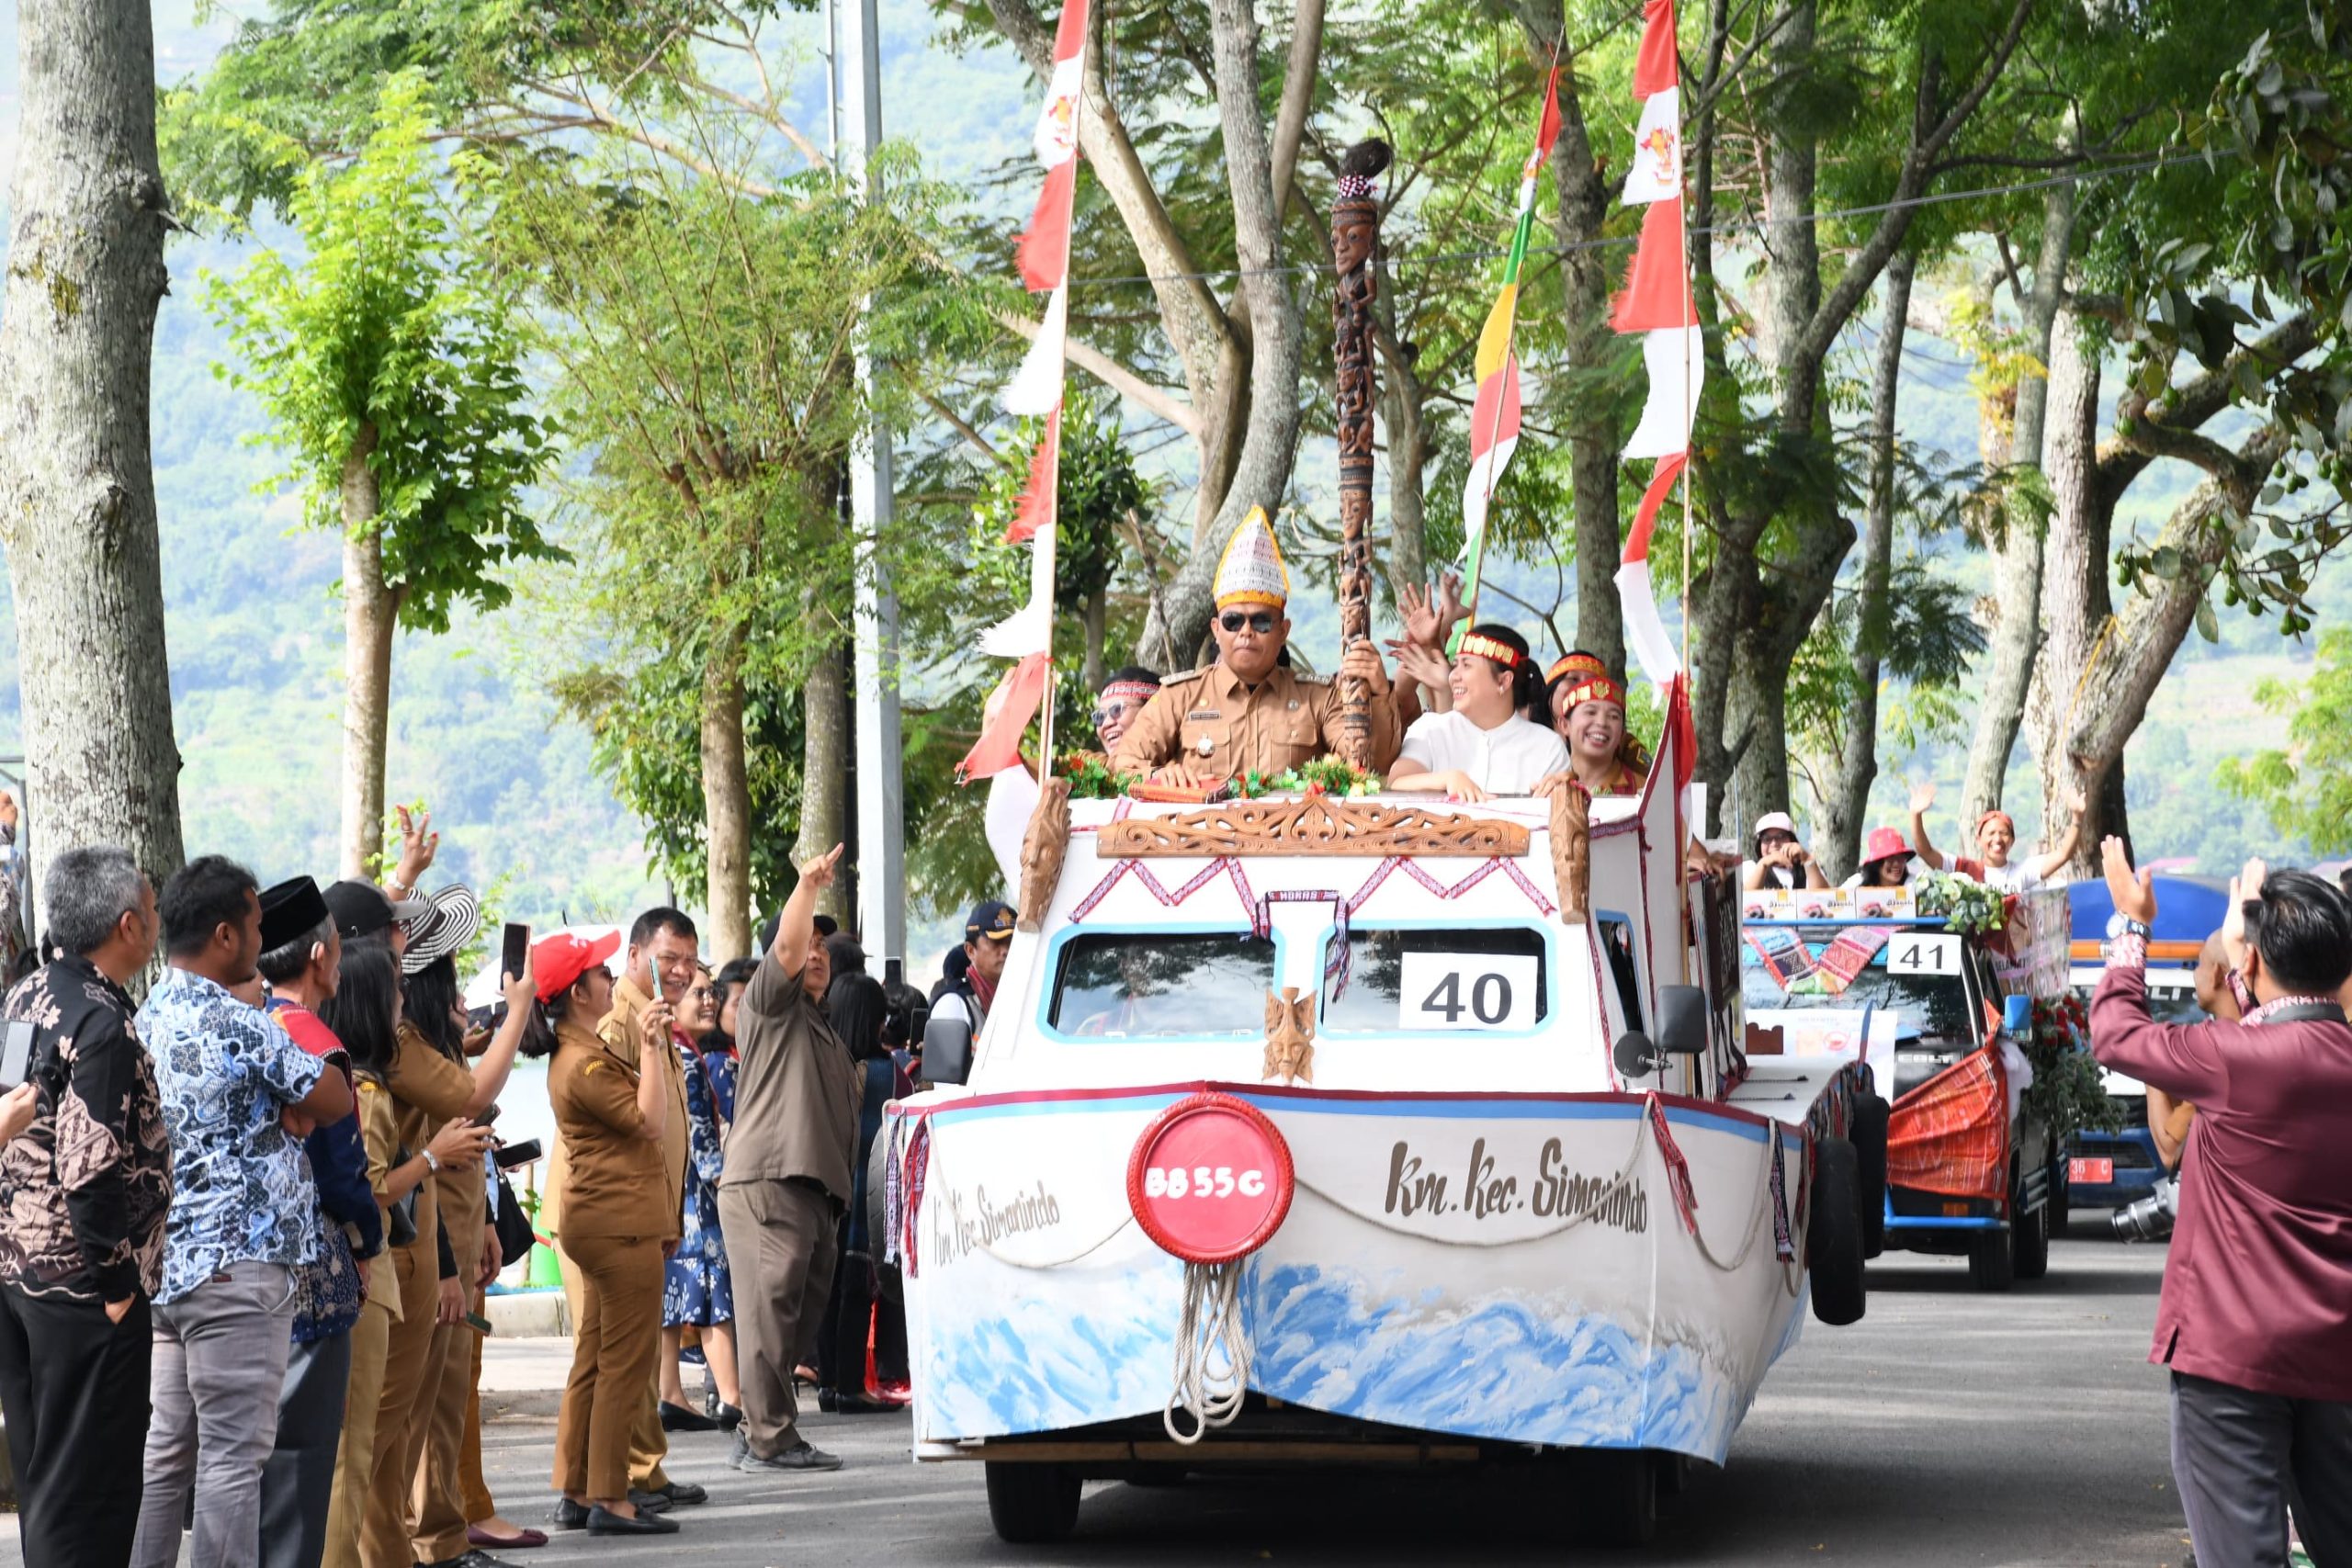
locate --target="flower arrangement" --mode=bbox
[1239,757,1382,797]
[2019,991,2124,1137]
[1915,872,2007,935]
[1054,750,1143,800]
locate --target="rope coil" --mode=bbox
[1164,1258,1253,1444]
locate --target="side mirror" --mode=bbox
[1657,984,1708,1055]
[923,1012,975,1086]
[1613,1032,1660,1079]
[2002,992,2032,1036]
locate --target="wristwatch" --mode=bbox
[2105,913,2152,940]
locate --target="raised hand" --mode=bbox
[392,804,439,889]
[1433,570,1468,632]
[1907,780,1936,817]
[2065,784,2089,817]
[2222,856,2267,969]
[1397,581,1442,649]
[2101,836,2157,925]
[800,841,845,892]
[1386,637,1449,696]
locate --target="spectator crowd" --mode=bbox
[0,810,927,1568]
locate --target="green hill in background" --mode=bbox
[0,0,2335,953]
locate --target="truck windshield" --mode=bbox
[1741,926,1977,1045]
[1320,926,1550,1033]
[1047,931,1278,1037]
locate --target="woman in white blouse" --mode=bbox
[1386,625,1570,801]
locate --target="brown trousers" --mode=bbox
[557,1235,670,1489]
[359,1237,440,1568]
[553,1233,663,1503]
[321,1293,393,1568]
[717,1179,838,1460]
[460,1327,494,1523]
[409,1281,482,1562]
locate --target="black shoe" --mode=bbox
[711,1400,744,1432]
[817,1386,839,1414]
[647,1479,707,1506]
[420,1554,526,1568]
[659,1399,718,1433]
[585,1506,679,1537]
[733,1438,843,1473]
[829,1393,895,1416]
[626,1487,673,1515]
[704,1382,719,1418]
[548,1497,589,1530]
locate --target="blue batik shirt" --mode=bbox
[139,967,326,1305]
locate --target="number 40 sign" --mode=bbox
[1396,952,1540,1032]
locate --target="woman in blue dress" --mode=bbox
[658,964,743,1430]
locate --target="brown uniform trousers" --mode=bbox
[410,1148,487,1563]
[548,1018,673,1503]
[323,1077,403,1568]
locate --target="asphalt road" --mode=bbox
[6,1223,2190,1567]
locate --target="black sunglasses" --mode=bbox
[1218,610,1277,635]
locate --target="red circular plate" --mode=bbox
[1125,1092,1295,1265]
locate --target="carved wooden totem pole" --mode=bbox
[1330,139,1391,772]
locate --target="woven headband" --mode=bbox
[1100,679,1159,705]
[1455,632,1522,671]
[1555,675,1624,712]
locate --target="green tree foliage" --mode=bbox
[203,73,557,635]
[2217,625,2352,854]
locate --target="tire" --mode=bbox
[1850,1092,1890,1259]
[1808,1137,1866,1326]
[1566,1449,1658,1547]
[2013,1167,2052,1282]
[1968,1169,2017,1292]
[985,1462,1081,1543]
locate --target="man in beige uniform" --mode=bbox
[543,908,699,1515]
[718,845,861,1472]
[1113,508,1401,785]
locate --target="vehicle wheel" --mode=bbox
[1808,1137,1865,1326]
[1566,1449,1658,1547]
[2013,1170,2052,1282]
[1851,1092,1890,1259]
[985,1462,1081,1543]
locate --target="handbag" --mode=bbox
[492,1165,537,1267]
[386,1153,419,1249]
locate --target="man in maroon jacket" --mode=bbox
[2096,840,2352,1568]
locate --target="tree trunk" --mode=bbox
[1135,0,1306,664]
[698,641,752,959]
[1820,252,1915,880]
[0,0,186,902]
[337,425,396,877]
[2022,308,2108,874]
[796,641,851,924]
[1514,0,1624,676]
[1960,161,2077,820]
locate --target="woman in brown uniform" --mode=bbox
[353,886,532,1568]
[527,930,679,1536]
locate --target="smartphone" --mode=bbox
[476,1101,502,1129]
[0,1021,31,1091]
[885,957,903,989]
[500,922,530,987]
[463,1311,493,1336]
[493,1138,542,1170]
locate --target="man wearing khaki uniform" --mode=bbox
[719,845,861,1472]
[543,909,699,1514]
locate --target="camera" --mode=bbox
[2110,1177,2178,1243]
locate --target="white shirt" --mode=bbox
[1395,710,1571,795]
[1979,860,2046,893]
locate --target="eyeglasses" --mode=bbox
[1218,610,1277,635]
[686,986,715,1002]
[1091,702,1132,728]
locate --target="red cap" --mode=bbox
[532,930,620,1003]
[1862,826,1914,863]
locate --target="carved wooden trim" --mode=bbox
[1262,986,1316,1086]
[1550,784,1590,925]
[1017,777,1073,932]
[1096,796,1530,859]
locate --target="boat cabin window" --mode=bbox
[1596,915,1645,1033]
[1740,925,1977,1047]
[1048,931,1278,1037]
[1319,927,1549,1033]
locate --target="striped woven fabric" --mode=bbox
[1886,1045,2009,1202]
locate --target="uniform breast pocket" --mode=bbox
[1186,720,1234,765]
[1280,710,1321,761]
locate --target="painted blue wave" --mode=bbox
[1247,1264,1743,1461]
[923,1259,1747,1461]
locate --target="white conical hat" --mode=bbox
[1213,506,1291,610]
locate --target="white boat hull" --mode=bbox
[896,1080,1822,1466]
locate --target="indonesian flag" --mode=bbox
[1003,285,1068,416]
[1615,454,1686,687]
[957,652,1052,783]
[1620,87,1682,205]
[1452,66,1561,655]
[1005,410,1060,545]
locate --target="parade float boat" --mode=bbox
[881,700,1879,1546]
[1739,884,2071,1291]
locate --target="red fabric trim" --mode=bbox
[1623,454,1688,565]
[1050,0,1089,60]
[1611,200,1699,333]
[1006,408,1060,544]
[1633,0,1679,98]
[1018,158,1077,294]
[921,1077,1795,1135]
[956,653,1050,783]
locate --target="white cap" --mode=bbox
[1753,810,1797,839]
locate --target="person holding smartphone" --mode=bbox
[526,930,679,1536]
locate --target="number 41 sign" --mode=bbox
[1396,952,1540,1032]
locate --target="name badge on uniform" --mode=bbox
[1188,709,1221,722]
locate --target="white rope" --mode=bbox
[1164,1258,1252,1445]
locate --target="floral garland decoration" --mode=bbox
[2020,991,2124,1138]
[1915,871,2007,935]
